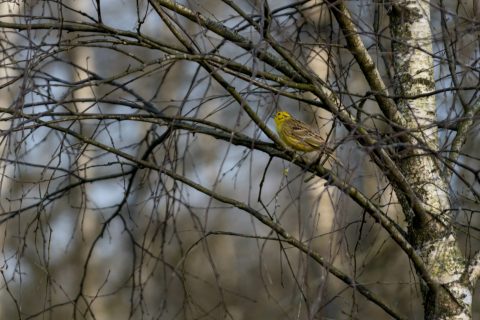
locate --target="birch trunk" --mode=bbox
[390,1,471,318]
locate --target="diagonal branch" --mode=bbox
[149,3,285,148]
[148,0,306,82]
[324,0,406,128]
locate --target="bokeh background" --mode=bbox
[0,1,479,319]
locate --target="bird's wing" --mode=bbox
[289,121,324,148]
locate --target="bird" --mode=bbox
[273,111,332,153]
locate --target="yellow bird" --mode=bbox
[274,111,331,153]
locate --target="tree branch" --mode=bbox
[6,106,438,311]
[324,0,405,127]
[14,115,405,320]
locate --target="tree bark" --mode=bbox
[390,1,471,318]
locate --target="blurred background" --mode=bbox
[0,0,479,319]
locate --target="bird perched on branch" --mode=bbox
[273,111,333,154]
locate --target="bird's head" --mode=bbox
[274,111,292,126]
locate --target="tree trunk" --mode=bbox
[390,1,471,318]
